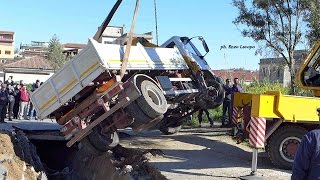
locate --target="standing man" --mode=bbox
[0,84,9,123]
[28,80,40,120]
[13,84,20,119]
[18,85,29,120]
[7,84,15,121]
[5,76,14,86]
[198,109,214,128]
[221,79,232,127]
[230,77,243,127]
[232,77,243,93]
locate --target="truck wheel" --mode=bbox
[136,80,167,118]
[207,79,224,108]
[196,79,224,109]
[159,116,187,135]
[125,102,162,132]
[87,126,119,153]
[79,137,102,156]
[267,125,307,170]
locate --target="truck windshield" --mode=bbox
[180,37,203,57]
[302,46,320,86]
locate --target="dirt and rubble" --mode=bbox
[0,130,45,180]
[0,129,167,180]
[0,120,168,180]
[71,143,167,180]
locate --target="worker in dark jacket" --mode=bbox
[13,84,21,119]
[292,129,320,179]
[229,77,242,126]
[0,84,9,123]
[27,80,40,120]
[7,84,15,121]
[221,78,232,127]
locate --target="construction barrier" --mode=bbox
[232,107,239,125]
[240,117,267,179]
[248,117,266,148]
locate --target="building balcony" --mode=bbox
[0,38,13,43]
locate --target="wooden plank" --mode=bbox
[59,82,122,124]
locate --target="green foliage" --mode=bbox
[26,84,33,92]
[294,86,313,97]
[232,0,306,95]
[243,81,289,95]
[48,34,67,70]
[243,81,314,96]
[183,106,223,127]
[302,0,320,46]
[14,56,24,61]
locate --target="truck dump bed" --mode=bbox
[30,38,188,119]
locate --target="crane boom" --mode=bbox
[93,0,123,42]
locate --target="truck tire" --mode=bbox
[267,125,307,170]
[158,115,189,135]
[136,80,167,118]
[87,126,119,153]
[206,79,224,108]
[125,102,162,132]
[80,137,103,156]
[196,79,224,109]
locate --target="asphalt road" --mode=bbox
[120,124,291,180]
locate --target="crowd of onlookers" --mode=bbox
[0,77,42,123]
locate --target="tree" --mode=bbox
[302,0,320,45]
[232,0,305,94]
[48,34,66,70]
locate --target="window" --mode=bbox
[5,51,10,55]
[0,50,1,54]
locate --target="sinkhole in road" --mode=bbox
[30,139,77,172]
[27,131,167,180]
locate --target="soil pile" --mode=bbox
[72,142,167,180]
[0,130,43,180]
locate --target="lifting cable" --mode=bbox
[154,0,159,46]
[120,0,140,79]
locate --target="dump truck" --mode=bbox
[233,40,320,170]
[30,0,224,154]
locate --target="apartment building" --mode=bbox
[20,41,48,58]
[0,31,14,61]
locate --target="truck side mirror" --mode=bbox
[198,37,209,59]
[202,39,209,53]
